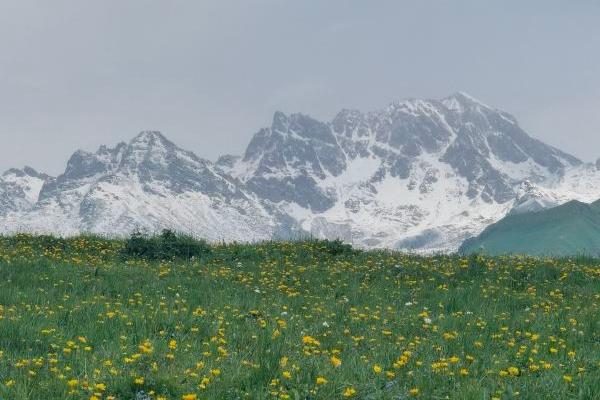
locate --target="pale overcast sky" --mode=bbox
[0,0,599,175]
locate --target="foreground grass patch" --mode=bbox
[0,234,599,399]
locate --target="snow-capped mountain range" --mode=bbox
[2,92,599,252]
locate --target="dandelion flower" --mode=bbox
[330,355,342,368]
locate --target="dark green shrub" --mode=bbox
[317,238,355,256]
[122,229,211,260]
[122,230,153,258]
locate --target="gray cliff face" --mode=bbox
[215,154,240,171]
[242,112,346,212]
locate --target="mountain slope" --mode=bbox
[459,199,600,256]
[0,93,598,252]
[225,92,584,251]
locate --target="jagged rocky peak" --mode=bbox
[215,154,240,171]
[99,131,244,196]
[3,165,51,180]
[273,112,337,143]
[237,111,347,212]
[120,131,224,192]
[235,92,584,209]
[440,93,580,171]
[129,130,173,148]
[38,132,172,202]
[120,131,177,168]
[38,131,243,200]
[245,112,340,158]
[441,91,493,112]
[63,143,126,180]
[332,92,516,162]
[0,165,52,214]
[39,143,125,201]
[330,108,367,137]
[243,111,346,178]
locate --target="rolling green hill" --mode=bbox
[460,199,600,256]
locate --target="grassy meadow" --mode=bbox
[0,233,599,399]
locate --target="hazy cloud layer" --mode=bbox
[0,0,599,174]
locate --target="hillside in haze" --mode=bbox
[460,199,600,256]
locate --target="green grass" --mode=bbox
[0,234,599,399]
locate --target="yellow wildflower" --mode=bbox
[330,355,342,368]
